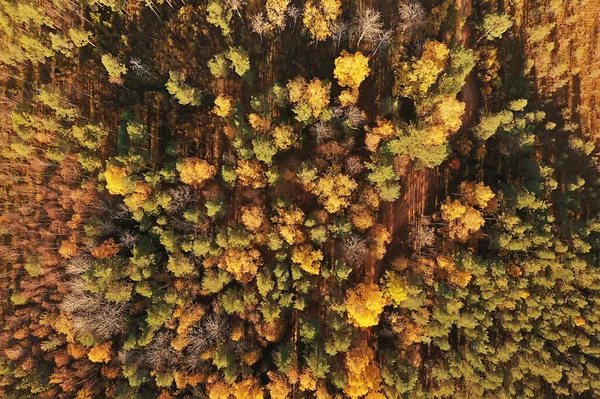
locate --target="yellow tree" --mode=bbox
[303,0,342,41]
[344,343,382,398]
[394,40,449,99]
[266,0,290,30]
[219,248,263,282]
[309,170,357,213]
[334,51,371,90]
[459,181,495,208]
[287,76,331,122]
[104,165,135,196]
[213,95,233,118]
[291,244,323,275]
[345,283,386,327]
[179,158,217,186]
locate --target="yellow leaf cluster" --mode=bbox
[124,182,152,210]
[273,203,306,245]
[176,304,205,335]
[396,41,449,99]
[236,160,267,189]
[369,224,391,260]
[365,119,395,151]
[87,342,111,363]
[180,158,217,186]
[241,206,265,232]
[267,372,291,399]
[105,165,135,196]
[59,241,78,259]
[207,381,231,399]
[291,244,323,275]
[287,76,331,120]
[459,181,495,208]
[344,343,382,398]
[213,95,233,118]
[440,199,467,221]
[266,0,290,29]
[422,95,465,146]
[350,204,375,231]
[345,283,386,328]
[303,0,341,41]
[441,198,485,242]
[219,248,263,282]
[298,368,317,391]
[233,377,264,399]
[248,113,272,133]
[309,170,357,213]
[338,88,359,107]
[272,124,296,150]
[334,51,371,89]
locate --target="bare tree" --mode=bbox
[345,156,365,176]
[61,275,129,340]
[225,0,247,21]
[398,0,426,34]
[119,231,138,249]
[144,331,179,371]
[407,216,436,253]
[129,58,153,79]
[341,235,369,266]
[311,121,335,144]
[344,106,365,129]
[373,30,393,55]
[61,279,129,340]
[331,20,350,51]
[356,8,384,46]
[251,12,269,40]
[65,256,93,275]
[169,185,193,213]
[286,5,302,29]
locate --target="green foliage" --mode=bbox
[166,71,202,106]
[473,110,514,140]
[208,53,229,78]
[206,0,232,36]
[101,54,127,84]
[480,13,513,40]
[226,46,251,76]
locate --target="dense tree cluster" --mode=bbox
[1,0,599,398]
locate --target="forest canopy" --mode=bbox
[1,0,600,398]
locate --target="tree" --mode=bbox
[356,8,383,46]
[208,53,230,78]
[394,40,449,99]
[398,0,426,34]
[292,245,323,275]
[178,158,217,186]
[478,13,513,42]
[226,46,251,76]
[104,165,135,195]
[308,170,357,213]
[166,71,202,106]
[303,0,342,41]
[334,51,371,90]
[219,248,263,282]
[287,77,331,122]
[266,0,290,30]
[213,95,233,118]
[473,110,513,140]
[345,283,386,327]
[344,343,383,397]
[101,54,127,84]
[207,0,233,36]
